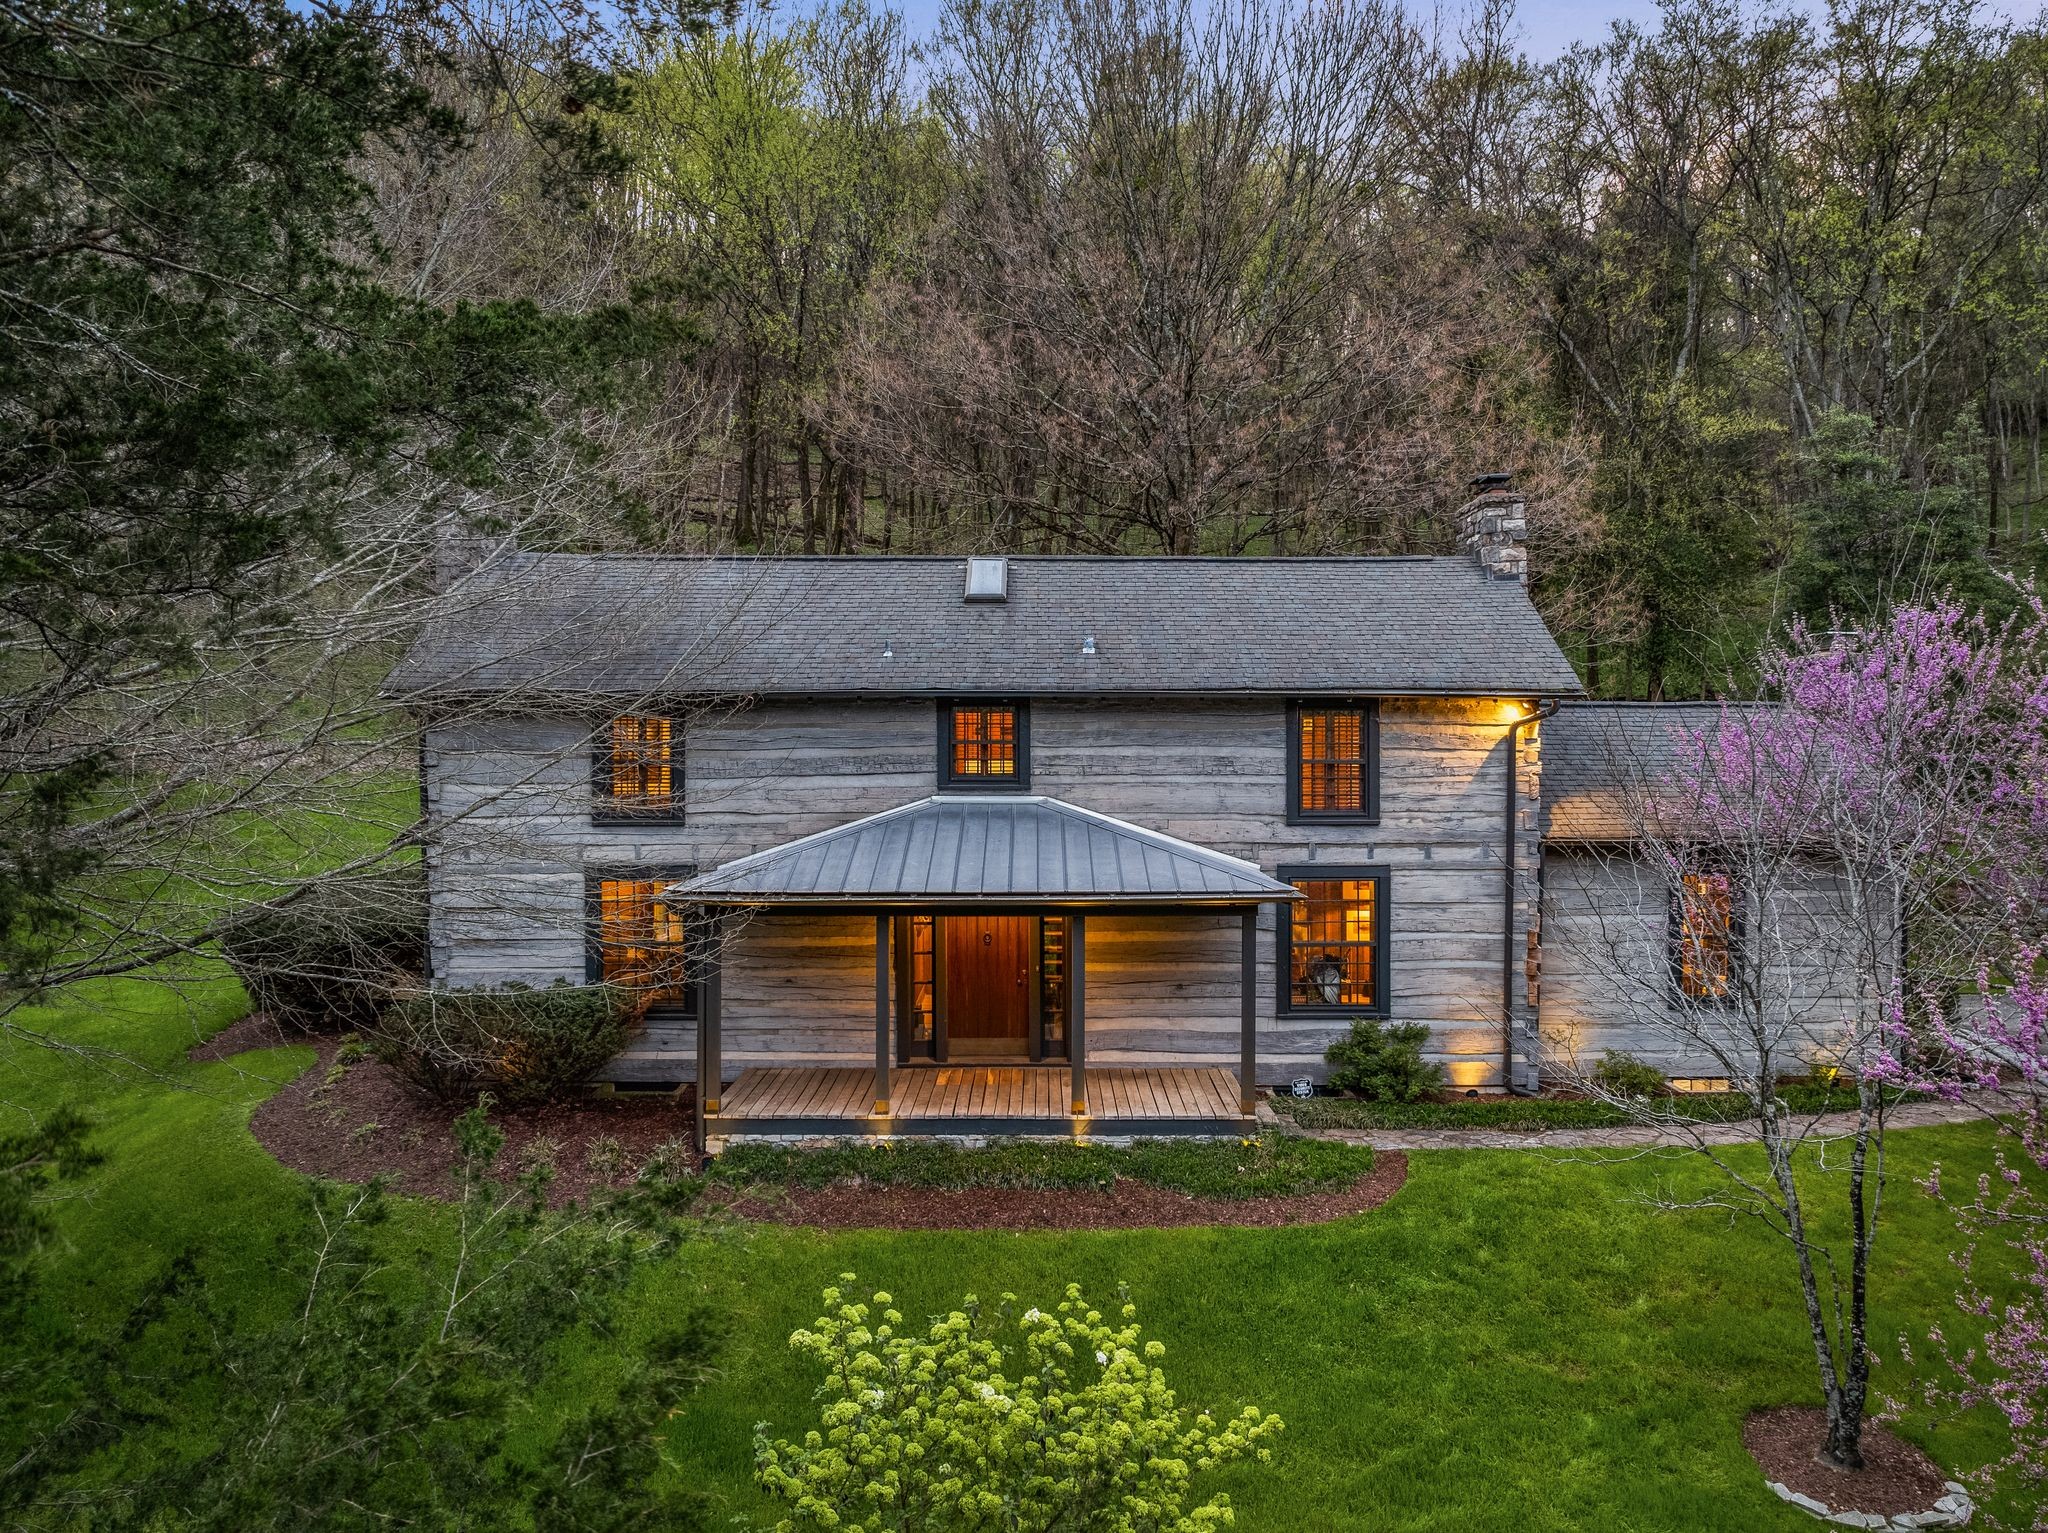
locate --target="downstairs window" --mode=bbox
[588,874,696,1014]
[1278,865,1387,1014]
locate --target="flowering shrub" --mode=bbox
[755,1277,1283,1532]
[1886,951,2048,1528]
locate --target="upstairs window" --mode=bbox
[1278,865,1387,1014]
[1288,702,1378,824]
[1670,869,1738,1003]
[587,874,696,1014]
[594,715,682,822]
[939,700,1029,790]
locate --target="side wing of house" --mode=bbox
[1536,703,1883,1084]
[1539,844,1876,1079]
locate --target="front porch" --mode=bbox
[708,1064,1252,1138]
[671,794,1303,1145]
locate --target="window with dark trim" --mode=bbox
[1669,867,1739,1003]
[1277,864,1388,1014]
[1287,702,1378,824]
[938,700,1029,790]
[593,715,683,822]
[585,871,698,1015]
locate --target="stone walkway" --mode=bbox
[1268,1096,1999,1152]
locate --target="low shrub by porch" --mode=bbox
[705,1132,1372,1200]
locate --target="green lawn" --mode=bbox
[2,974,2026,1530]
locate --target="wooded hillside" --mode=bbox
[398,0,2048,701]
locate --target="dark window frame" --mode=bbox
[1667,862,1743,1007]
[592,714,686,825]
[584,864,701,1017]
[1276,863,1390,1017]
[936,698,1031,792]
[1286,700,1380,825]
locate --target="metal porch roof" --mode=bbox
[668,795,1303,905]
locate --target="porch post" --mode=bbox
[702,910,723,1115]
[1069,912,1087,1115]
[1240,906,1258,1117]
[874,914,892,1116]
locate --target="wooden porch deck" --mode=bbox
[708,1065,1250,1136]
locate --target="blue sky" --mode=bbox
[879,1,1748,59]
[879,1,2031,62]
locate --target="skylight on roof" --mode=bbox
[964,556,1008,602]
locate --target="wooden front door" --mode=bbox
[943,915,1034,1056]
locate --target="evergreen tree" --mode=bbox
[0,0,686,1000]
[1785,413,1999,623]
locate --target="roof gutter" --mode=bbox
[1502,698,1561,1095]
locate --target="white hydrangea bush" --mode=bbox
[754,1275,1284,1532]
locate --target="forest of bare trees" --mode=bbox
[373,0,2048,698]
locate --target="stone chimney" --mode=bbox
[432,513,493,594]
[1458,472,1528,585]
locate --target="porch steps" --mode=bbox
[709,1065,1249,1137]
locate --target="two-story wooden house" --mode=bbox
[390,486,1813,1142]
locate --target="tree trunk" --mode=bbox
[798,435,821,555]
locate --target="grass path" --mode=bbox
[2,978,2029,1531]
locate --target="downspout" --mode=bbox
[1503,699,1560,1094]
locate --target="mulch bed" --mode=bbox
[699,1150,1407,1231]
[202,1018,697,1209]
[1743,1406,1954,1519]
[200,1017,1408,1228]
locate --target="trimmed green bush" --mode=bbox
[217,867,425,1032]
[367,981,633,1105]
[1592,1049,1668,1099]
[1323,1017,1445,1102]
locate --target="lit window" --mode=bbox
[596,715,681,820]
[1289,703,1377,822]
[939,700,1028,789]
[1671,870,1737,1002]
[906,914,935,1045]
[1280,867,1385,1012]
[592,877,695,1013]
[1039,916,1067,1053]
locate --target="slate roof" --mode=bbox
[1543,701,1749,841]
[669,795,1304,905]
[385,554,1583,699]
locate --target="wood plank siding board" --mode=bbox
[425,694,1542,1091]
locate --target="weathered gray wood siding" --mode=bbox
[1538,846,1877,1078]
[423,694,1535,1087]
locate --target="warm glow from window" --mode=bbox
[1674,870,1735,1000]
[1296,707,1366,815]
[906,914,936,1043]
[1290,878,1377,1007]
[597,878,691,1006]
[608,715,674,802]
[1670,1077,1730,1095]
[951,704,1018,780]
